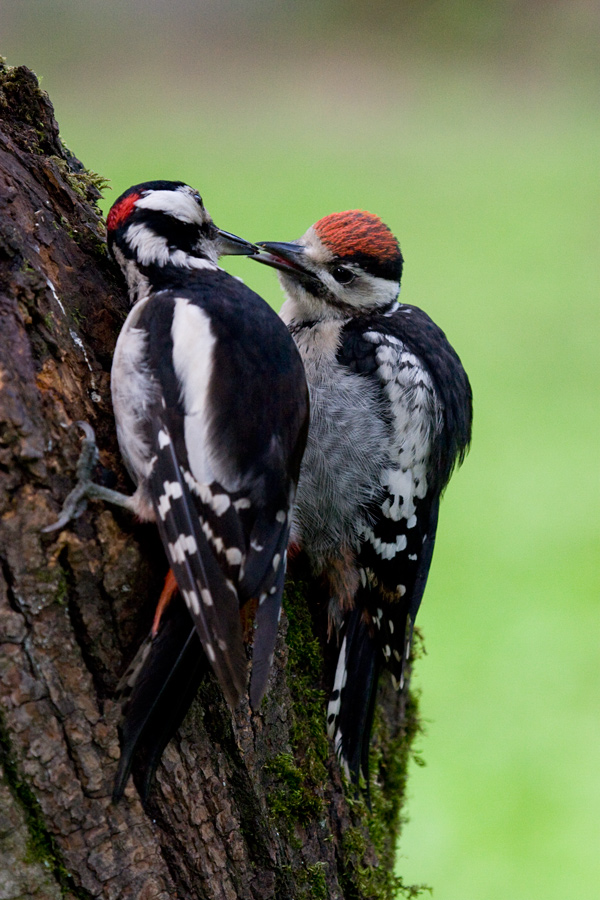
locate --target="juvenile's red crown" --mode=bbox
[314,211,400,262]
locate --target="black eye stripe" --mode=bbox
[336,250,403,282]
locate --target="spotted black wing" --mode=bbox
[137,278,308,709]
[330,306,471,781]
[342,318,442,665]
[148,408,248,705]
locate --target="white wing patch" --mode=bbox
[171,298,218,485]
[360,525,407,560]
[363,331,441,524]
[167,533,199,562]
[182,468,232,517]
[156,480,184,520]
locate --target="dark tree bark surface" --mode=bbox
[0,62,420,900]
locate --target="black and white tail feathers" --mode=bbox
[326,597,413,787]
[113,394,296,802]
[113,473,291,803]
[113,592,208,802]
[327,605,381,785]
[244,515,289,706]
[328,501,439,786]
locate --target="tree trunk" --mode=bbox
[0,61,420,900]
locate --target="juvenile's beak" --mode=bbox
[251,241,314,277]
[216,229,259,256]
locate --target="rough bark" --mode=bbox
[0,62,420,900]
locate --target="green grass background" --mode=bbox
[2,3,598,897]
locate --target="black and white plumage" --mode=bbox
[58,181,309,798]
[251,210,472,783]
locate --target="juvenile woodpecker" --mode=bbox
[252,210,472,782]
[47,181,309,798]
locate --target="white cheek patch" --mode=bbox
[339,273,399,311]
[126,223,172,267]
[112,245,151,299]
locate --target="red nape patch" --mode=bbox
[314,210,400,261]
[106,192,141,232]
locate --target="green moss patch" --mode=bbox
[263,582,328,839]
[0,711,93,898]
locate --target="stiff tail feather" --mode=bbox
[113,593,208,802]
[327,606,381,786]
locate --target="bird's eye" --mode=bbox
[331,265,356,285]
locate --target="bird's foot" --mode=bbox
[43,422,134,533]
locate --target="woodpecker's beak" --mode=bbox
[251,242,315,278]
[216,230,259,257]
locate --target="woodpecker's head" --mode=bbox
[106,180,256,297]
[253,210,403,319]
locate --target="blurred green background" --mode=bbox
[2,2,598,897]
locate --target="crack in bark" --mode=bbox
[0,553,23,618]
[60,545,114,702]
[0,709,96,900]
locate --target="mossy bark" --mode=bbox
[0,61,421,900]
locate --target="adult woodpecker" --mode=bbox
[251,210,472,783]
[46,181,309,798]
